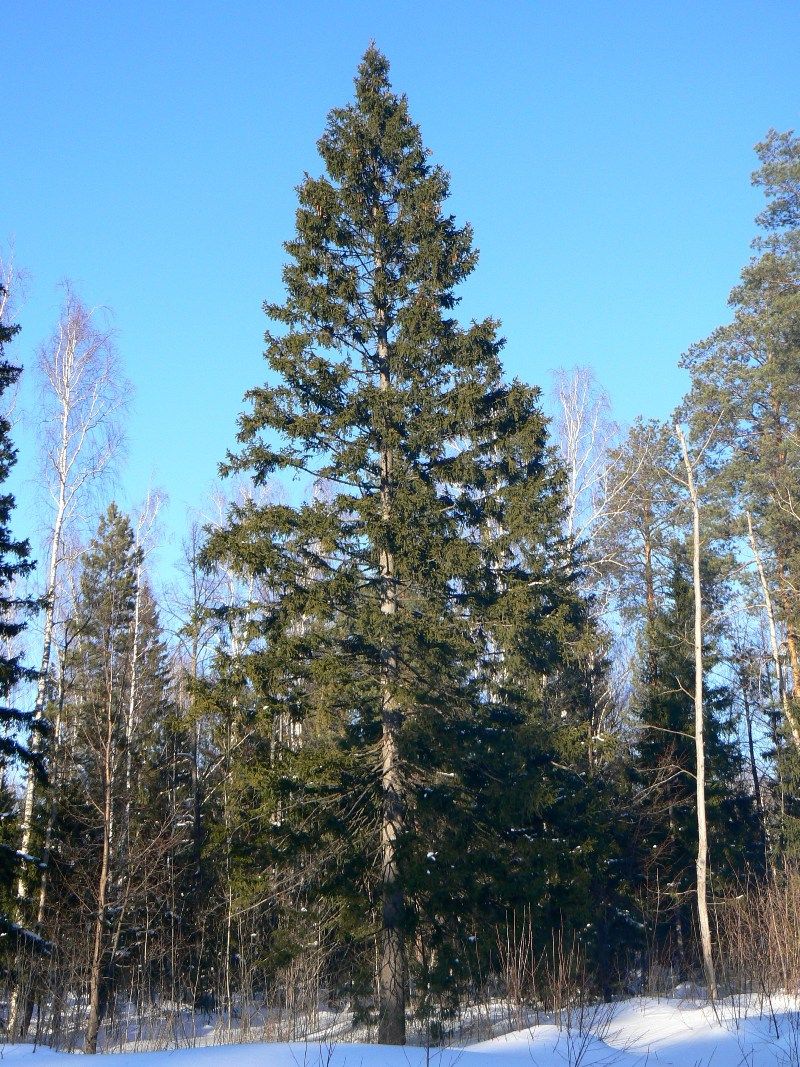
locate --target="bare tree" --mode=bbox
[550,366,623,549]
[162,518,227,1012]
[9,288,129,1038]
[674,421,717,999]
[549,368,654,770]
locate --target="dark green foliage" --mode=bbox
[0,289,38,766]
[0,284,41,943]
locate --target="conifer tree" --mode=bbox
[0,281,40,943]
[208,47,588,1042]
[681,130,800,755]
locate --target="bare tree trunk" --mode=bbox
[34,563,82,926]
[222,753,233,1032]
[676,424,717,1000]
[376,306,405,1045]
[188,667,204,1005]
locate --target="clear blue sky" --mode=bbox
[4,0,799,572]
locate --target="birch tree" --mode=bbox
[8,289,128,1038]
[550,365,622,549]
[675,422,717,998]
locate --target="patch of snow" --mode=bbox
[6,995,800,1066]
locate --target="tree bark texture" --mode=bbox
[376,305,406,1045]
[676,424,717,1000]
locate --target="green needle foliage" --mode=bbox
[0,284,40,944]
[681,130,800,755]
[208,46,596,1042]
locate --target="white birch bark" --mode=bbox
[675,423,717,1000]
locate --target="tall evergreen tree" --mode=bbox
[681,130,800,756]
[0,282,40,944]
[208,47,590,1042]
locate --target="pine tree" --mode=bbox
[208,47,589,1042]
[0,282,40,944]
[681,130,800,756]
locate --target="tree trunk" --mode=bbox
[376,304,405,1045]
[676,424,716,1000]
[85,698,115,1054]
[14,293,125,1016]
[124,562,142,865]
[643,522,656,626]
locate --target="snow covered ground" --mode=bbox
[6,995,800,1066]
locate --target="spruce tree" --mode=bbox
[0,283,40,943]
[208,47,587,1042]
